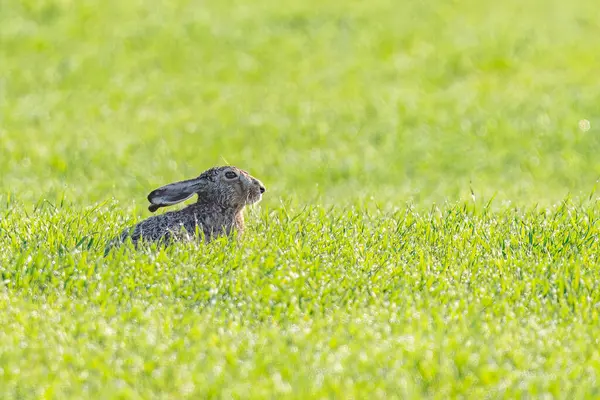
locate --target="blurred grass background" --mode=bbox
[2,0,599,209]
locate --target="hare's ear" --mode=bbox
[147,177,207,212]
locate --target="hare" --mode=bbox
[107,166,266,251]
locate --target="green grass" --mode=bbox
[1,0,600,398]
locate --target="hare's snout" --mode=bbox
[245,177,266,204]
[254,179,266,194]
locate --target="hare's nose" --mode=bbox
[252,178,266,193]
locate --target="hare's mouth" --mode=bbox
[245,191,262,205]
[248,194,262,204]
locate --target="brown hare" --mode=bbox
[106,166,266,252]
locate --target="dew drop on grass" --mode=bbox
[578,119,591,132]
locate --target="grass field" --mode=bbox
[1,0,600,398]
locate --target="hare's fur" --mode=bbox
[109,166,266,250]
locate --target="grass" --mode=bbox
[1,0,600,397]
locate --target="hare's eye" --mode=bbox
[225,171,238,179]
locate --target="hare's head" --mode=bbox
[146,166,266,212]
